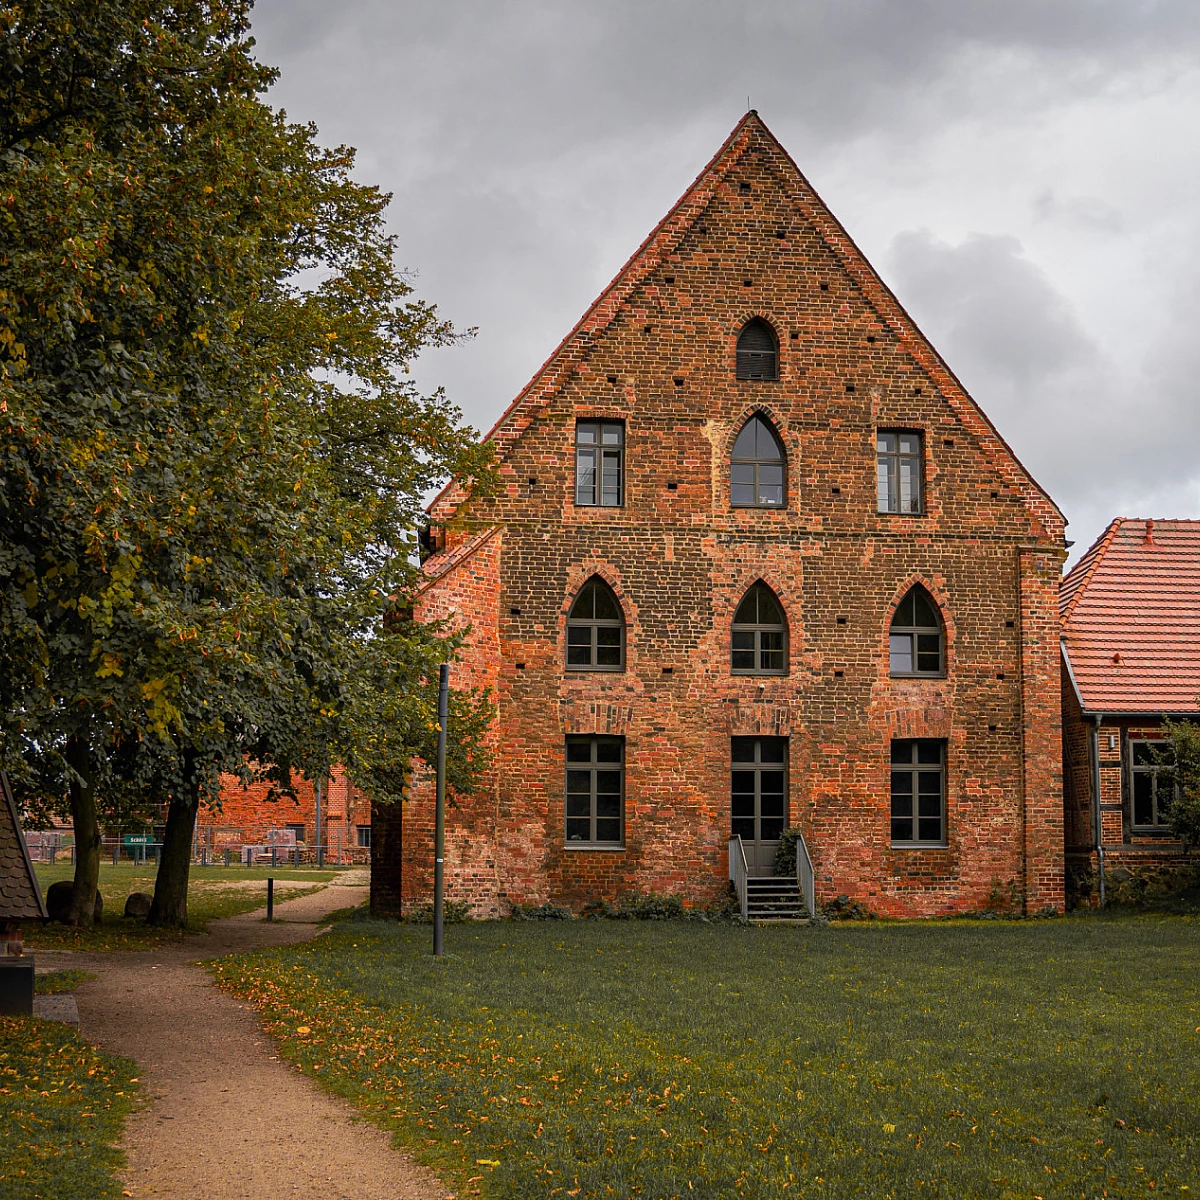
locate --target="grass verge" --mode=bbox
[214,914,1200,1200]
[0,1016,139,1200]
[27,863,335,951]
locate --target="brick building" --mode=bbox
[1061,518,1200,906]
[198,766,371,864]
[394,112,1068,919]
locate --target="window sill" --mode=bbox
[564,843,625,852]
[889,842,949,850]
[730,504,787,511]
[889,672,946,681]
[732,669,788,677]
[565,666,626,674]
[876,510,926,519]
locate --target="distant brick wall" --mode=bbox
[406,115,1067,919]
[201,765,369,859]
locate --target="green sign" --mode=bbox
[123,835,151,846]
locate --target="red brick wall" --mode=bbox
[408,118,1067,918]
[200,765,369,858]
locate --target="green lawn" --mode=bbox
[27,863,337,950]
[0,1016,139,1200]
[214,914,1200,1200]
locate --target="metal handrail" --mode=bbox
[795,829,816,920]
[728,834,749,921]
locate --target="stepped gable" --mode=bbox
[1061,518,1200,714]
[0,771,48,922]
[427,109,1063,540]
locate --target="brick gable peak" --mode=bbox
[429,111,1064,542]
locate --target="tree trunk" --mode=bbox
[65,736,101,927]
[148,771,199,928]
[369,793,404,918]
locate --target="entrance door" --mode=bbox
[731,736,788,876]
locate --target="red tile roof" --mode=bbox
[1061,518,1200,714]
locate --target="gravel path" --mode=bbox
[37,874,447,1200]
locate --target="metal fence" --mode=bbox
[24,828,368,869]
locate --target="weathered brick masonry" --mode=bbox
[401,112,1067,918]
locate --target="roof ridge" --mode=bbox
[416,525,502,596]
[430,111,1064,540]
[429,112,762,522]
[1061,518,1123,623]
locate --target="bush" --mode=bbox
[510,901,573,921]
[405,899,472,924]
[821,894,873,921]
[772,827,804,876]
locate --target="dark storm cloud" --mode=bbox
[248,0,1200,558]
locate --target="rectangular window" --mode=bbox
[287,823,306,842]
[877,431,923,514]
[1131,740,1176,830]
[730,737,788,844]
[575,421,624,506]
[565,736,624,846]
[890,739,945,845]
[356,825,372,848]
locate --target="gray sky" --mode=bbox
[251,0,1200,563]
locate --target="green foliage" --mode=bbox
[404,899,472,925]
[0,1015,139,1198]
[1158,718,1200,850]
[216,917,1200,1200]
[771,826,803,876]
[821,893,874,921]
[509,901,573,921]
[0,2,494,874]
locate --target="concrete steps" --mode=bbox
[746,876,809,924]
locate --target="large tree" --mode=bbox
[0,0,493,925]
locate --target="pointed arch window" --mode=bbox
[731,415,786,508]
[736,319,778,381]
[732,582,787,674]
[566,577,625,671]
[889,586,944,677]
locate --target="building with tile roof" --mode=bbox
[1,771,48,926]
[380,112,1069,920]
[1061,518,1200,904]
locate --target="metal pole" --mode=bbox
[433,662,449,957]
[315,778,324,869]
[266,877,274,921]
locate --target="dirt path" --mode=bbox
[38,874,447,1200]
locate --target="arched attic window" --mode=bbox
[731,415,786,508]
[566,577,625,671]
[732,582,787,675]
[889,586,944,677]
[736,318,778,381]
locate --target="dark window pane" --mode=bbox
[566,793,592,818]
[731,739,756,763]
[595,819,622,843]
[595,740,622,763]
[760,741,786,764]
[913,591,940,628]
[566,646,592,666]
[595,771,621,794]
[1133,742,1155,767]
[759,647,784,671]
[891,741,915,765]
[596,626,621,647]
[918,792,941,818]
[566,819,591,841]
[596,645,621,667]
[892,817,913,841]
[918,817,943,842]
[1133,772,1153,826]
[567,626,592,646]
[760,818,785,840]
[731,650,756,670]
[591,586,621,621]
[596,793,621,819]
[732,629,755,650]
[732,817,756,839]
[566,770,592,791]
[917,743,942,765]
[891,781,913,815]
[566,742,591,763]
